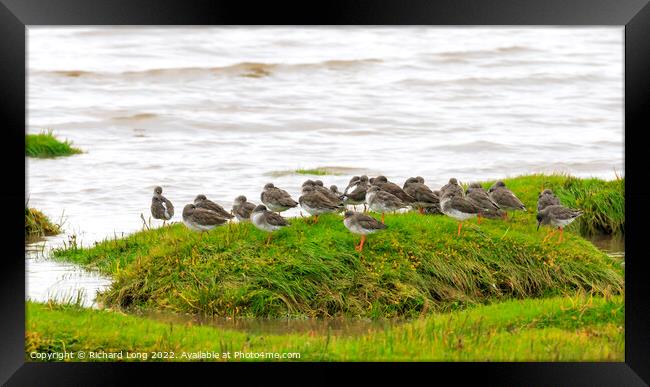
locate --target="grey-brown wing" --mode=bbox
[382,183,415,203]
[193,208,228,225]
[356,214,387,230]
[377,190,406,207]
[490,189,526,210]
[151,201,165,219]
[264,211,289,227]
[346,184,367,201]
[450,196,481,214]
[274,189,299,207]
[467,190,499,211]
[197,199,233,218]
[549,205,583,220]
[411,184,439,204]
[162,197,175,218]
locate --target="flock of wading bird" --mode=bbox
[150,175,583,251]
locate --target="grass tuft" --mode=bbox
[26,129,82,158]
[25,206,62,240]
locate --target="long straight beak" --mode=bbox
[536,221,541,231]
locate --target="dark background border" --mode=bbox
[2,0,648,385]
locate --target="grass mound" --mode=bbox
[25,207,61,240]
[53,174,623,318]
[26,295,623,361]
[26,130,82,158]
[478,174,624,235]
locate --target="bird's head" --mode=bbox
[234,195,247,204]
[194,194,207,204]
[264,183,275,190]
[154,186,163,195]
[253,204,267,213]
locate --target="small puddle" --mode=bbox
[136,309,404,337]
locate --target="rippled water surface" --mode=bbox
[26,27,624,306]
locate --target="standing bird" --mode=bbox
[488,181,527,219]
[182,203,229,232]
[440,178,465,198]
[423,190,443,215]
[250,204,290,244]
[151,186,174,226]
[537,189,561,212]
[194,194,234,219]
[329,185,342,197]
[343,176,361,195]
[232,195,256,221]
[370,175,415,204]
[260,183,299,213]
[536,204,583,243]
[341,175,369,211]
[303,180,343,206]
[465,182,504,223]
[440,189,481,236]
[299,186,344,223]
[343,210,387,252]
[403,177,441,214]
[366,185,407,223]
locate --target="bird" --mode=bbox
[440,189,481,236]
[303,179,343,206]
[488,181,527,219]
[422,190,443,215]
[403,177,440,214]
[329,185,342,197]
[260,183,299,213]
[343,210,387,252]
[232,195,256,221]
[151,186,174,226]
[182,203,229,232]
[536,204,583,243]
[465,182,504,223]
[537,189,561,212]
[250,204,290,244]
[366,185,407,223]
[370,175,415,204]
[341,175,369,211]
[440,178,465,198]
[299,186,344,223]
[194,194,234,219]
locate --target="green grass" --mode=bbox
[295,168,335,176]
[25,207,61,240]
[26,130,82,158]
[51,175,623,318]
[475,173,624,236]
[25,295,624,361]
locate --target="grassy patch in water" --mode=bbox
[25,207,61,240]
[25,294,623,361]
[26,130,82,158]
[51,174,623,318]
[294,168,336,176]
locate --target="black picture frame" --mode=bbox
[2,0,649,385]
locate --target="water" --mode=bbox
[25,27,624,308]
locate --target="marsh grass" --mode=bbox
[26,129,82,158]
[25,294,624,361]
[25,206,62,240]
[52,174,623,318]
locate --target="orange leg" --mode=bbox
[266,234,272,245]
[501,212,508,220]
[381,213,385,224]
[557,227,564,243]
[359,235,367,251]
[477,214,482,225]
[419,207,424,214]
[457,222,463,236]
[542,229,557,243]
[313,215,319,224]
